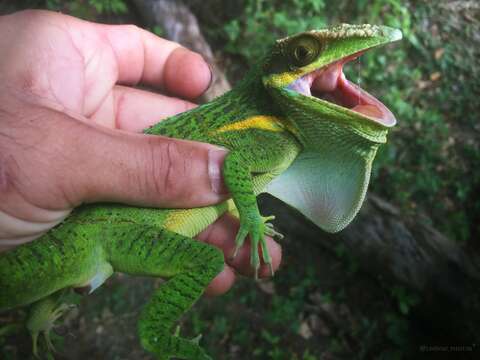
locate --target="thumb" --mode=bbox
[57,112,229,208]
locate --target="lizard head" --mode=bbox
[262,24,402,144]
[263,25,403,233]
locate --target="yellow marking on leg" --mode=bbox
[163,201,235,238]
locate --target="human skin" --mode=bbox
[0,10,281,296]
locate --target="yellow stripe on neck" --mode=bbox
[215,115,285,133]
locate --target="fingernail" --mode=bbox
[204,57,214,92]
[208,147,228,194]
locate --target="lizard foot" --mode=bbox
[174,326,202,345]
[148,333,211,360]
[153,327,209,360]
[190,333,203,345]
[231,214,281,279]
[26,292,73,357]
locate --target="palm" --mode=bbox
[9,18,142,128]
[3,11,208,132]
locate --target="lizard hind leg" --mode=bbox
[106,225,223,360]
[137,247,222,360]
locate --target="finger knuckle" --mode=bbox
[123,24,141,34]
[0,154,17,195]
[145,139,189,202]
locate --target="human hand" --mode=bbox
[0,10,281,295]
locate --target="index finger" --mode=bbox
[96,23,212,99]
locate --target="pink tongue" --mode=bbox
[352,104,383,118]
[311,63,342,92]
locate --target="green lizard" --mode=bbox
[0,24,401,359]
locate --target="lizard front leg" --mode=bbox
[223,151,279,279]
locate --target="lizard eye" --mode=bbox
[288,35,321,67]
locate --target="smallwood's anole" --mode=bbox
[0,24,402,359]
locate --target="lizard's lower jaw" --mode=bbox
[287,55,396,127]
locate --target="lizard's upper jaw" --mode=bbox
[286,53,396,127]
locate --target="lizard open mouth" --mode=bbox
[287,53,396,127]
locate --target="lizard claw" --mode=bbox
[173,325,181,337]
[191,334,203,345]
[264,222,284,240]
[268,263,274,277]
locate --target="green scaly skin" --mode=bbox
[0,24,402,359]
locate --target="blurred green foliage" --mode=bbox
[222,0,327,59]
[7,0,128,18]
[46,0,127,15]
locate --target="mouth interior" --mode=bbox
[286,52,396,126]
